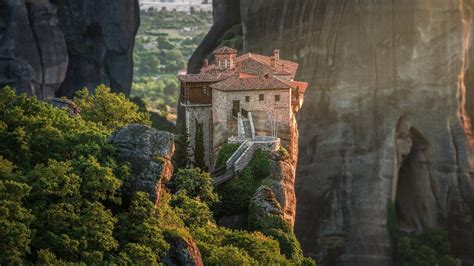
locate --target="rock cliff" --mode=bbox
[193,0,474,264]
[109,124,175,205]
[0,0,139,99]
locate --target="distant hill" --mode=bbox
[139,0,212,12]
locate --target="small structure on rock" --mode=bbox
[179,47,308,174]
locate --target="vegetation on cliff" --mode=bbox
[214,143,240,169]
[387,200,459,266]
[214,148,314,265]
[0,87,313,265]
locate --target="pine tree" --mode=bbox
[194,118,207,171]
[173,122,190,169]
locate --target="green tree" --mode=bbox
[115,192,169,263]
[173,122,190,169]
[0,157,33,265]
[193,119,206,170]
[168,168,218,206]
[170,191,213,228]
[28,160,118,263]
[74,85,151,131]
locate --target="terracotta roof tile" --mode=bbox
[178,72,233,83]
[181,50,308,91]
[213,46,237,54]
[200,52,299,79]
[210,76,291,91]
[291,81,309,93]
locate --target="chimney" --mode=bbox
[274,49,280,61]
[203,59,209,68]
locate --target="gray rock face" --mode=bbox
[109,124,175,205]
[163,233,204,266]
[195,0,474,264]
[0,0,138,99]
[47,97,80,116]
[51,0,140,98]
[187,0,241,74]
[0,0,68,99]
[268,144,297,225]
[250,186,284,217]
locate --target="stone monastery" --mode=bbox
[179,47,307,180]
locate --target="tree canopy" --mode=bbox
[0,87,314,265]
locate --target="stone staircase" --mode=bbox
[212,140,251,185]
[212,111,275,186]
[242,118,252,139]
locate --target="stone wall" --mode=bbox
[212,87,292,149]
[232,137,280,172]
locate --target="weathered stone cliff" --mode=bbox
[109,124,204,265]
[109,124,175,205]
[192,0,474,265]
[0,0,139,99]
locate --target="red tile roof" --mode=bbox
[210,76,291,91]
[239,72,257,78]
[213,46,237,54]
[180,48,307,93]
[178,72,233,83]
[238,53,298,78]
[291,81,309,93]
[200,52,299,80]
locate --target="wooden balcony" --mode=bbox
[181,95,212,105]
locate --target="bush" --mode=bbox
[169,191,214,228]
[394,230,457,266]
[74,85,151,131]
[214,167,260,218]
[248,149,271,180]
[214,149,271,218]
[215,143,240,169]
[167,168,218,206]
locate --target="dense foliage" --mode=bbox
[215,149,271,218]
[214,143,240,169]
[213,148,313,265]
[0,87,137,264]
[386,200,459,266]
[74,85,151,132]
[167,168,218,206]
[0,87,312,265]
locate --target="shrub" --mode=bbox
[170,191,214,228]
[394,230,457,266]
[214,167,260,218]
[167,168,218,206]
[74,85,151,131]
[248,149,271,180]
[215,143,240,169]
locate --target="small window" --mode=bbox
[245,96,250,102]
[259,94,264,101]
[275,95,280,102]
